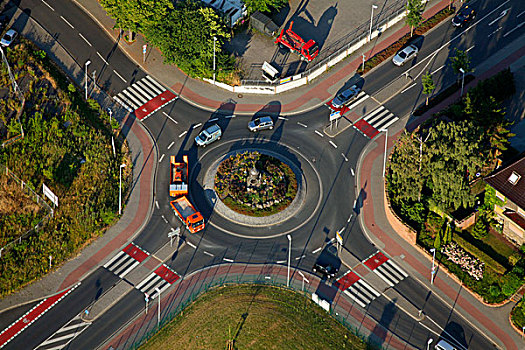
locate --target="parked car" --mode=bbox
[452,6,475,27]
[392,44,418,66]
[434,339,458,350]
[248,116,274,132]
[331,85,361,109]
[0,28,17,47]
[312,245,340,279]
[195,124,221,147]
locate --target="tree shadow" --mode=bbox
[367,299,398,348]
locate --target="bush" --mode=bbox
[489,284,501,297]
[509,252,522,267]
[512,298,525,329]
[501,274,523,297]
[453,234,507,275]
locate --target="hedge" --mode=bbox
[453,234,507,275]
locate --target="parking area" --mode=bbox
[225,0,406,82]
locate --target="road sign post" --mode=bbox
[145,294,149,315]
[143,44,147,63]
[336,229,343,252]
[168,227,181,247]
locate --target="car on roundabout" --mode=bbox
[331,85,361,109]
[312,244,340,279]
[248,116,274,132]
[195,124,221,147]
[392,44,418,66]
[452,6,475,27]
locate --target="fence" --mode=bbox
[102,263,416,350]
[0,163,53,256]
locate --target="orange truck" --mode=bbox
[170,197,205,233]
[169,155,205,233]
[170,155,189,197]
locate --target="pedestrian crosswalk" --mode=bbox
[135,272,172,299]
[343,279,381,308]
[103,243,149,279]
[34,314,90,350]
[353,105,398,139]
[371,259,409,287]
[113,75,177,120]
[345,91,370,110]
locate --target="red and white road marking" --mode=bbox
[103,242,150,278]
[335,271,380,308]
[135,264,180,298]
[0,283,80,349]
[363,251,408,287]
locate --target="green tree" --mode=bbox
[450,48,472,77]
[243,0,287,14]
[471,213,488,240]
[422,72,435,106]
[434,229,442,249]
[405,0,424,36]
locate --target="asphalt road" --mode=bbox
[1,0,524,348]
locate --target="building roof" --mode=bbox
[503,210,525,231]
[485,154,525,210]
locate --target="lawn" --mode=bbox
[140,284,369,350]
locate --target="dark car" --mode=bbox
[452,6,475,27]
[331,85,360,109]
[312,245,340,279]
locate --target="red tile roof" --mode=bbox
[485,155,525,210]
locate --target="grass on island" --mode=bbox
[140,284,370,350]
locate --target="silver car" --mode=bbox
[248,116,274,132]
[331,85,360,109]
[392,44,418,66]
[195,124,221,147]
[1,29,17,47]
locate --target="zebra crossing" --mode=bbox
[362,105,398,131]
[113,75,177,120]
[344,91,370,110]
[135,264,180,298]
[34,314,90,350]
[371,258,409,287]
[103,243,149,279]
[343,279,381,308]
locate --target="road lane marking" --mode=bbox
[179,131,187,138]
[113,70,127,83]
[155,201,159,209]
[203,251,214,257]
[223,258,234,262]
[503,21,525,37]
[341,153,348,162]
[315,130,324,137]
[329,141,337,148]
[193,123,202,129]
[60,16,74,28]
[278,116,288,120]
[401,83,417,94]
[41,0,54,11]
[347,214,353,222]
[187,241,197,249]
[431,65,445,75]
[312,247,322,254]
[162,111,178,124]
[518,10,525,18]
[466,45,475,52]
[295,254,306,260]
[297,122,307,128]
[78,33,92,47]
[167,141,174,150]
[488,8,510,26]
[488,27,502,37]
[276,260,287,264]
[351,168,355,176]
[209,117,218,122]
[159,154,165,163]
[97,52,109,65]
[225,115,235,119]
[161,215,168,224]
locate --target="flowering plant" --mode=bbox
[441,242,484,280]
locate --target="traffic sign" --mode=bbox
[168,227,180,238]
[142,44,147,54]
[330,111,341,122]
[336,230,343,246]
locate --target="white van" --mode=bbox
[195,124,221,147]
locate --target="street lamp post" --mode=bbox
[84,60,91,100]
[287,234,292,287]
[156,287,161,327]
[119,164,126,215]
[430,248,436,285]
[369,5,378,41]
[459,68,465,96]
[380,128,388,177]
[427,338,433,350]
[144,293,149,315]
[213,36,217,84]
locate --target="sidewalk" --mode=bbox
[356,35,525,350]
[71,0,452,115]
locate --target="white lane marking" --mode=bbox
[466,45,475,52]
[187,241,197,249]
[155,201,159,209]
[350,168,355,176]
[503,21,525,37]
[225,115,235,119]
[223,258,234,262]
[193,123,202,129]
[329,141,337,149]
[401,83,417,94]
[167,141,175,150]
[315,130,324,137]
[341,153,348,162]
[78,33,92,47]
[297,122,307,128]
[295,254,306,260]
[60,16,74,28]
[278,116,288,120]
[161,215,168,224]
[209,117,218,122]
[518,10,525,18]
[488,8,510,26]
[347,214,353,222]
[488,27,502,37]
[41,0,54,11]
[159,154,165,163]
[179,131,187,138]
[353,200,357,209]
[276,260,287,264]
[203,251,214,257]
[97,52,109,65]
[312,247,322,254]
[431,65,445,75]
[113,70,127,83]
[162,112,178,124]
[265,276,271,280]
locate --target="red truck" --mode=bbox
[170,197,205,234]
[170,155,189,197]
[275,21,319,62]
